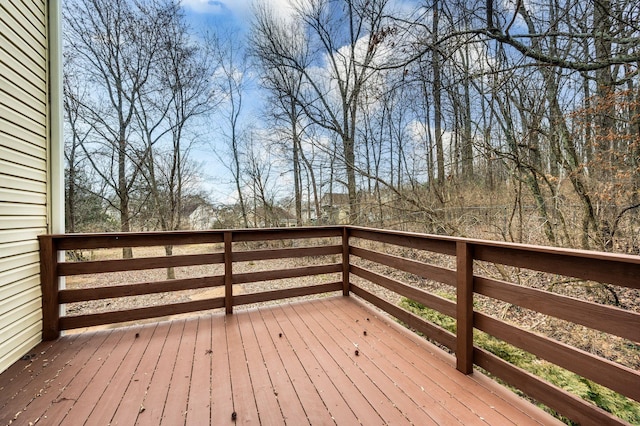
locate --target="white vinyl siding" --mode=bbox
[0,0,49,373]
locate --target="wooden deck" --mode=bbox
[1,296,562,425]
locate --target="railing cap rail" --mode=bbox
[348,225,640,264]
[39,225,640,265]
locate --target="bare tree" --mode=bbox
[212,31,251,228]
[64,0,178,257]
[63,67,89,234]
[251,31,308,225]
[252,0,395,223]
[134,9,215,276]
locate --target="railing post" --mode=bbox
[224,231,233,314]
[342,227,350,296]
[456,241,474,374]
[39,235,60,340]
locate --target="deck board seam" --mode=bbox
[266,303,361,424]
[0,333,84,418]
[110,321,172,425]
[283,302,391,424]
[253,305,325,425]
[89,322,161,425]
[294,300,417,425]
[136,319,186,425]
[343,298,513,422]
[323,297,483,424]
[316,297,456,425]
[245,307,291,423]
[344,297,555,425]
[55,328,128,424]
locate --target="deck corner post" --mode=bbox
[224,231,233,314]
[342,227,350,296]
[39,235,60,340]
[456,241,474,374]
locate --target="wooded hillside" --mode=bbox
[63,0,640,254]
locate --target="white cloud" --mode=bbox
[180,0,234,15]
[181,0,295,20]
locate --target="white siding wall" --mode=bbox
[0,0,49,372]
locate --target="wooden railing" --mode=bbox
[38,226,640,426]
[38,227,346,336]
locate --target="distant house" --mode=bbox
[250,205,297,228]
[188,204,218,230]
[301,203,319,224]
[0,3,63,372]
[320,192,350,224]
[273,206,297,227]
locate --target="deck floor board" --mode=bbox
[329,298,538,425]
[0,296,564,425]
[289,301,413,425]
[185,315,214,425]
[251,308,319,425]
[210,314,234,425]
[111,320,172,426]
[86,322,159,425]
[137,319,185,426]
[322,297,512,425]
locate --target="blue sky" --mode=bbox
[181,0,294,30]
[180,0,271,204]
[178,0,422,205]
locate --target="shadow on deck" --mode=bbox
[0,296,561,425]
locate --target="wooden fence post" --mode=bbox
[342,227,350,296]
[39,235,60,340]
[224,231,233,314]
[456,241,474,374]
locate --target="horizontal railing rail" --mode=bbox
[38,225,640,426]
[348,226,640,426]
[39,227,345,337]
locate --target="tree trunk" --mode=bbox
[119,135,133,259]
[593,0,615,172]
[165,245,175,279]
[432,0,445,186]
[462,45,474,181]
[292,114,303,226]
[344,134,358,223]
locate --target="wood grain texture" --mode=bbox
[342,227,350,295]
[456,241,474,374]
[233,244,342,262]
[230,226,342,242]
[57,252,224,276]
[59,298,225,330]
[475,276,640,342]
[475,312,640,402]
[38,234,59,340]
[224,232,233,315]
[349,226,457,255]
[473,244,640,289]
[0,297,562,426]
[54,231,225,249]
[350,264,456,317]
[232,263,341,284]
[474,347,627,426]
[59,275,224,303]
[232,282,342,306]
[350,245,456,286]
[350,284,456,350]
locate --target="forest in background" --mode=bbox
[63,0,640,255]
